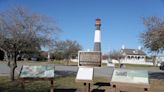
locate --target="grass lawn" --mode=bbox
[0,75,164,92]
[0,76,110,92]
[14,61,154,68]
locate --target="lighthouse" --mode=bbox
[94,18,101,51]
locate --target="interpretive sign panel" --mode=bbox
[76,67,93,82]
[111,69,150,92]
[19,65,55,78]
[75,67,93,92]
[111,69,149,85]
[78,51,101,67]
[19,65,55,92]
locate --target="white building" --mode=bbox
[120,46,149,65]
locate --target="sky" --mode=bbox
[0,0,164,53]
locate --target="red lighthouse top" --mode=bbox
[95,18,101,30]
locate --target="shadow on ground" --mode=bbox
[94,82,111,87]
[149,72,164,79]
[91,89,105,92]
[92,82,111,92]
[55,88,76,92]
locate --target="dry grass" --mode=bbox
[0,75,164,92]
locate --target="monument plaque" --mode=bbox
[78,51,101,67]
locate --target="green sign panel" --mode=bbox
[111,69,149,84]
[19,65,55,78]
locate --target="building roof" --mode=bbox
[120,49,146,55]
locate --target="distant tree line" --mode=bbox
[53,40,82,65]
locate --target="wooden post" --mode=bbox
[112,85,116,92]
[21,80,25,92]
[83,83,87,92]
[50,80,54,92]
[88,83,90,92]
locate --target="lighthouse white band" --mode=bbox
[94,30,101,42]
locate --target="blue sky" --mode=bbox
[1,0,164,53]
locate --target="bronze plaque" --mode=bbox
[78,51,101,67]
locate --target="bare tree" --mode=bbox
[53,40,82,65]
[0,6,60,81]
[109,50,123,68]
[140,16,164,65]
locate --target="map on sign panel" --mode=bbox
[19,65,55,78]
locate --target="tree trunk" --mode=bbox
[0,48,16,81]
[9,51,17,81]
[10,64,17,81]
[118,59,121,68]
[152,56,156,66]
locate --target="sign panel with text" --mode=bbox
[78,51,101,67]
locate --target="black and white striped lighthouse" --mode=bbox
[94,18,101,51]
